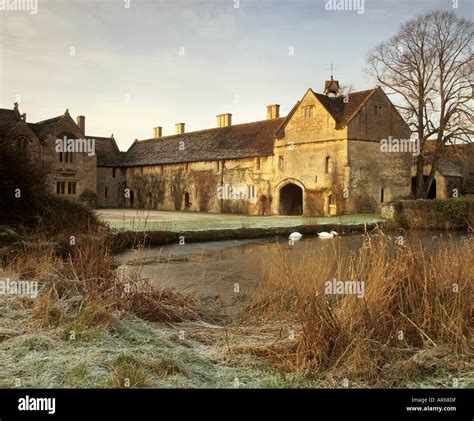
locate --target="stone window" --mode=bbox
[374,104,383,117]
[58,152,63,162]
[256,157,261,171]
[380,188,385,203]
[105,187,109,198]
[112,168,116,178]
[67,182,76,195]
[216,161,220,172]
[56,181,66,195]
[278,156,284,171]
[247,185,256,201]
[325,156,331,174]
[15,136,28,159]
[303,106,314,118]
[64,151,73,163]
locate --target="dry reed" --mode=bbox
[242,231,473,380]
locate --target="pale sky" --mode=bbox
[0,0,471,150]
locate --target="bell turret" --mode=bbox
[324,76,341,97]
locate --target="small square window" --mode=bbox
[374,105,382,117]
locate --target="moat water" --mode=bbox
[115,231,470,314]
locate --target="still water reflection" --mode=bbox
[115,231,469,311]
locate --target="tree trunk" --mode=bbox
[415,155,425,198]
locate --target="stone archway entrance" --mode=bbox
[279,183,303,215]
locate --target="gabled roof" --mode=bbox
[123,118,285,167]
[425,143,473,177]
[313,88,377,129]
[28,115,64,140]
[436,157,464,177]
[275,101,300,138]
[92,135,124,166]
[0,109,19,126]
[276,88,377,137]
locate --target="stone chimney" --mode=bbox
[266,104,280,120]
[153,126,162,139]
[217,113,232,128]
[77,115,85,133]
[175,123,185,135]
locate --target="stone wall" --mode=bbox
[346,88,412,212]
[348,140,412,212]
[381,199,474,229]
[122,157,264,214]
[97,166,125,207]
[274,90,349,215]
[41,115,97,206]
[347,88,411,141]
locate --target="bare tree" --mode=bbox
[367,10,472,198]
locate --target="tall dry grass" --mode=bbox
[2,234,211,328]
[243,231,473,380]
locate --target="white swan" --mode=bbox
[288,232,303,242]
[317,231,338,238]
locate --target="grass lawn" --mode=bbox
[97,209,383,231]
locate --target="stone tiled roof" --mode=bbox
[312,88,377,129]
[28,116,63,140]
[436,157,464,177]
[0,109,18,126]
[0,109,20,138]
[424,143,473,177]
[123,118,285,167]
[92,135,124,166]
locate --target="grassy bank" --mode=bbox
[107,222,382,252]
[0,299,284,388]
[0,229,472,388]
[97,209,382,232]
[0,235,275,388]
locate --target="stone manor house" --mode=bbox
[3,78,469,216]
